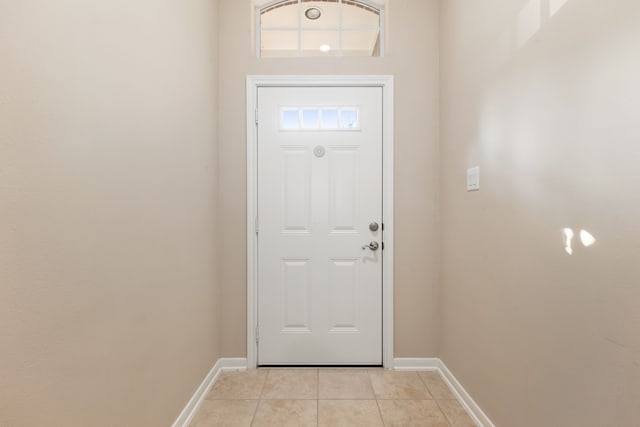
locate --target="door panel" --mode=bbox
[257,86,383,365]
[329,147,359,232]
[328,258,360,332]
[281,148,311,233]
[281,259,311,332]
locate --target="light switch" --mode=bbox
[467,166,480,191]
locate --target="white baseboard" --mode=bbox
[393,357,440,370]
[217,357,248,371]
[172,357,247,427]
[394,358,495,427]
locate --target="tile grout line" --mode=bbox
[374,398,386,427]
[366,368,376,400]
[258,368,269,398]
[416,370,436,399]
[417,371,454,427]
[249,369,270,427]
[249,400,259,427]
[369,369,387,427]
[434,399,455,427]
[316,369,319,427]
[423,370,476,426]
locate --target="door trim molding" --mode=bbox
[246,75,394,369]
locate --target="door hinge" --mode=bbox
[255,325,259,344]
[255,108,259,125]
[255,216,259,235]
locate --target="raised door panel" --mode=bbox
[281,259,311,333]
[281,148,311,234]
[328,147,360,234]
[328,258,360,333]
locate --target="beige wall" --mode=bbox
[439,0,640,425]
[3,0,639,424]
[217,0,441,358]
[0,1,220,425]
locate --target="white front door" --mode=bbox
[257,86,383,365]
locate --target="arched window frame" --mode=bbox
[256,0,385,58]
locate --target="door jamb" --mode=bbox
[246,75,394,369]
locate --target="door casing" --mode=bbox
[246,75,394,369]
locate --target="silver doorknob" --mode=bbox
[362,241,379,251]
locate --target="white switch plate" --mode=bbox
[467,166,480,191]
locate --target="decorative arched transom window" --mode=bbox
[257,0,384,57]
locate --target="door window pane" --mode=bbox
[282,109,301,130]
[300,31,340,57]
[340,109,359,129]
[261,30,299,57]
[321,109,339,129]
[261,1,298,28]
[342,30,380,57]
[302,109,320,129]
[280,107,360,131]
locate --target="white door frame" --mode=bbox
[246,75,394,369]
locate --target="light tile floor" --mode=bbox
[190,368,477,427]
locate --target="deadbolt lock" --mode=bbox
[369,222,379,232]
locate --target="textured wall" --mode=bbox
[217,0,441,358]
[439,0,640,425]
[0,1,220,425]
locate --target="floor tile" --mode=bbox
[368,370,432,400]
[319,369,375,399]
[437,399,477,427]
[189,369,479,427]
[188,399,257,427]
[419,371,456,400]
[378,399,450,427]
[318,400,384,427]
[206,369,267,400]
[261,369,318,399]
[251,399,317,427]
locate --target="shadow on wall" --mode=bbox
[456,0,575,177]
[488,0,570,69]
[516,0,569,49]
